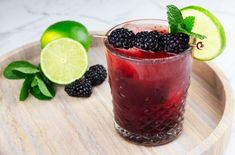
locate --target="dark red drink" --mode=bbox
[104,20,192,145]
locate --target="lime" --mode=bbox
[40,21,91,51]
[181,6,226,61]
[40,38,88,85]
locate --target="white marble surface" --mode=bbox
[1,0,235,154]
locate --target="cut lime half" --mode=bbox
[181,6,226,61]
[40,38,88,85]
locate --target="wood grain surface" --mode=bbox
[0,36,234,155]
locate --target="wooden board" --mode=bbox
[0,36,234,155]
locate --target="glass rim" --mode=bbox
[104,19,192,63]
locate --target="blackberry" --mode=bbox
[162,33,190,53]
[64,78,92,97]
[84,64,107,86]
[133,31,162,51]
[108,28,135,49]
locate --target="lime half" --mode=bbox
[181,6,226,61]
[40,38,88,85]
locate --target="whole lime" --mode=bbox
[40,21,91,51]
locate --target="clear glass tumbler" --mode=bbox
[104,19,192,145]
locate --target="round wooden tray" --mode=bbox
[0,36,234,155]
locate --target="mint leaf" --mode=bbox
[4,70,26,79]
[31,77,38,87]
[177,25,207,40]
[190,32,207,40]
[35,75,53,97]
[4,61,28,79]
[167,5,183,24]
[167,5,183,33]
[32,86,41,94]
[45,81,56,97]
[30,87,52,100]
[14,66,39,74]
[19,76,33,101]
[38,64,56,97]
[3,61,39,79]
[182,16,195,32]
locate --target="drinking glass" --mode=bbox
[104,19,192,145]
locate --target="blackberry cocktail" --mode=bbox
[105,19,192,145]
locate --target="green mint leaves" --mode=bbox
[3,61,39,79]
[3,61,55,101]
[167,5,206,40]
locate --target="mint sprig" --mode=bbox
[167,5,206,40]
[3,61,55,101]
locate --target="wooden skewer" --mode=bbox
[92,34,204,50]
[92,34,107,39]
[195,42,204,50]
[191,38,204,50]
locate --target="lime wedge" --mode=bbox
[181,6,226,61]
[40,38,88,85]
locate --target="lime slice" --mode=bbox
[40,38,88,85]
[181,6,226,61]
